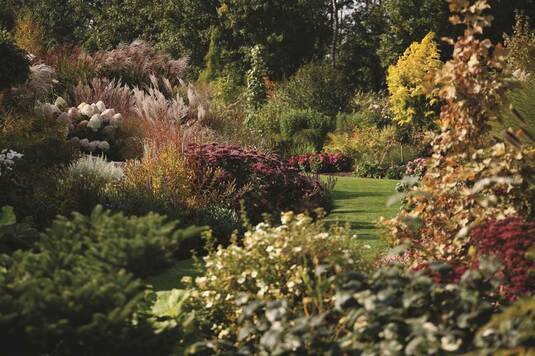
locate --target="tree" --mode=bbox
[216,0,332,79]
[378,0,451,70]
[386,32,442,128]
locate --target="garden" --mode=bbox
[0,0,534,355]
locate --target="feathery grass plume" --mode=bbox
[92,40,188,87]
[132,75,190,124]
[74,78,134,118]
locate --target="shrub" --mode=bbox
[189,262,503,355]
[504,13,535,73]
[0,206,202,356]
[470,217,535,300]
[107,143,194,222]
[384,2,535,265]
[184,211,366,342]
[0,29,30,91]
[288,152,353,173]
[14,12,45,55]
[351,90,393,129]
[474,297,535,354]
[0,205,39,253]
[280,62,353,116]
[41,206,203,277]
[386,32,441,129]
[56,155,123,215]
[92,40,188,88]
[183,143,331,221]
[279,108,335,153]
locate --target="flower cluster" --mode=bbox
[39,98,124,155]
[470,217,535,300]
[0,149,23,177]
[288,152,353,173]
[404,157,426,177]
[184,211,366,341]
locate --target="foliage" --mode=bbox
[189,262,505,354]
[0,205,39,254]
[0,206,203,356]
[470,217,535,300]
[14,12,45,55]
[216,0,331,78]
[504,13,535,73]
[245,45,268,111]
[280,62,353,117]
[184,211,366,342]
[474,297,535,354]
[387,32,442,128]
[0,30,30,91]
[384,0,535,265]
[288,152,353,173]
[350,90,393,129]
[378,0,451,69]
[183,143,332,221]
[278,108,335,153]
[198,26,223,83]
[107,143,194,222]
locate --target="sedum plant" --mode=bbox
[184,211,367,343]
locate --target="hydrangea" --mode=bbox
[0,149,23,177]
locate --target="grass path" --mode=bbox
[324,176,399,258]
[148,176,399,290]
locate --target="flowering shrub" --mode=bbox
[184,143,331,221]
[0,149,23,177]
[189,262,506,355]
[288,152,353,173]
[470,217,535,300]
[184,211,366,342]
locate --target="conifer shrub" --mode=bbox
[0,206,202,356]
[0,29,30,91]
[386,32,442,129]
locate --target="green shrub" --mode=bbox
[184,211,366,341]
[0,206,204,356]
[279,108,335,152]
[0,29,30,91]
[190,262,503,355]
[280,62,353,116]
[47,206,204,278]
[0,206,39,253]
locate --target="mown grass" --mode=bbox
[324,176,399,260]
[148,176,399,290]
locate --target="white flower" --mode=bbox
[79,103,94,116]
[100,108,115,122]
[110,113,122,128]
[88,114,102,131]
[67,107,81,120]
[97,141,110,151]
[41,103,60,119]
[96,101,106,112]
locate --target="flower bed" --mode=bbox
[288,152,353,173]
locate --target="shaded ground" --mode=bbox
[147,176,399,290]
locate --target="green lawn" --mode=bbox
[147,176,399,290]
[324,176,399,259]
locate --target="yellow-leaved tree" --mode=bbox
[387,32,442,129]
